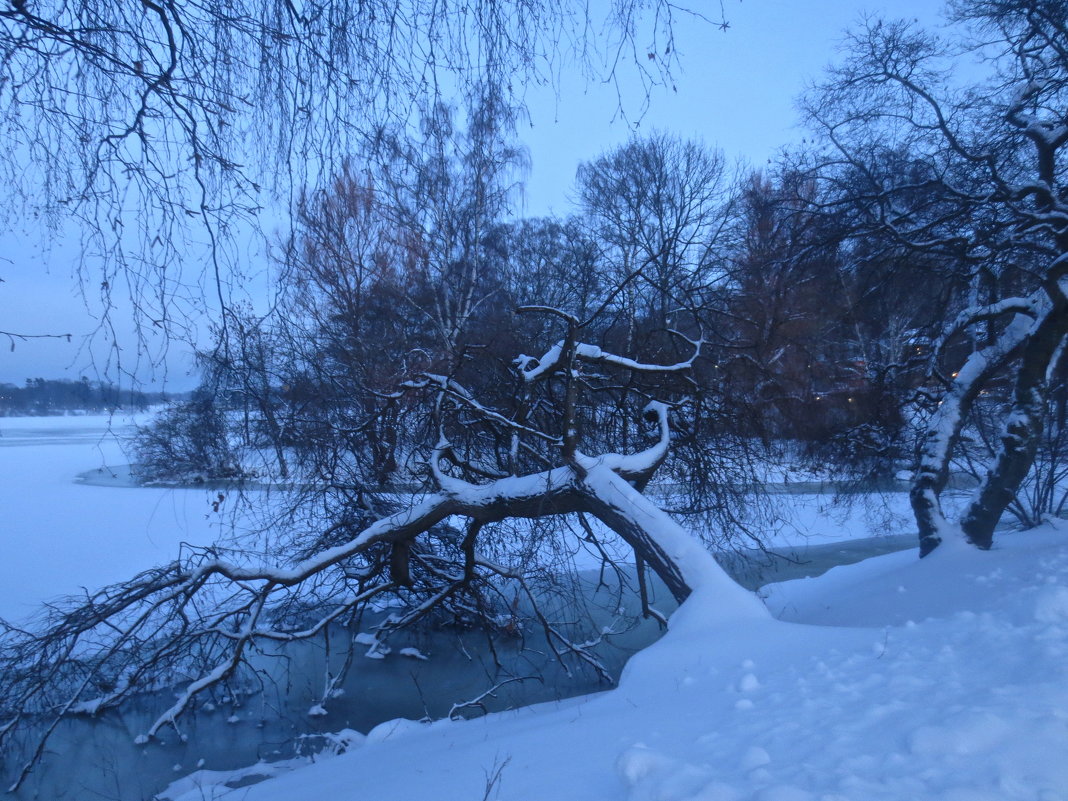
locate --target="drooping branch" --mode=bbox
[1,388,760,788]
[3,293,762,790]
[0,330,73,351]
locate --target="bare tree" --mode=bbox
[503,217,606,325]
[371,87,525,358]
[577,133,732,338]
[224,97,527,498]
[804,0,1068,554]
[716,171,855,442]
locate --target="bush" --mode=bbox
[132,394,245,483]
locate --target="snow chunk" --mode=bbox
[738,673,761,693]
[616,744,673,787]
[365,717,426,744]
[399,646,429,661]
[307,704,328,717]
[1034,586,1068,624]
[354,631,391,659]
[319,728,366,752]
[740,746,771,771]
[69,698,104,716]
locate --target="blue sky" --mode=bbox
[0,0,949,391]
[518,0,946,216]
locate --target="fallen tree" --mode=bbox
[0,310,765,791]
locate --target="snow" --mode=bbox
[7,414,1068,801]
[583,463,769,619]
[153,520,1068,801]
[516,337,699,383]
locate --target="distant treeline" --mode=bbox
[0,378,175,416]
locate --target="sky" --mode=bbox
[0,0,949,392]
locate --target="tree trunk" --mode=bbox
[910,351,1009,556]
[909,307,1038,556]
[578,472,692,602]
[960,306,1068,548]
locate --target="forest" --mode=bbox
[0,378,172,416]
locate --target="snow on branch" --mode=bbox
[514,341,564,381]
[448,676,540,720]
[575,401,672,484]
[573,337,703,372]
[515,331,703,383]
[934,296,1040,357]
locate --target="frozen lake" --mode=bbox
[0,413,224,624]
[0,413,928,621]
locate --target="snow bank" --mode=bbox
[201,521,1068,801]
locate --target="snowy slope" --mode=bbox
[171,523,1068,801]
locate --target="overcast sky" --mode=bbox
[0,0,949,392]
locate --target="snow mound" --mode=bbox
[364,717,428,744]
[1034,585,1068,624]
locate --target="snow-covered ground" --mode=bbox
[166,525,1068,801]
